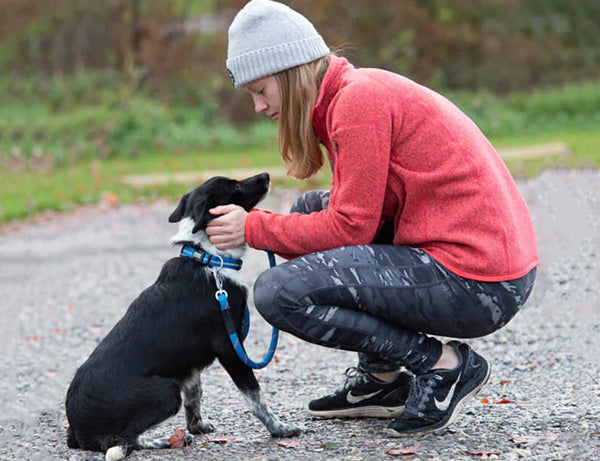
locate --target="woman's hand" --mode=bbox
[205,205,249,250]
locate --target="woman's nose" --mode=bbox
[253,97,268,114]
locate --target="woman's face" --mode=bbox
[242,76,281,121]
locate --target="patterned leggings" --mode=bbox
[253,190,536,375]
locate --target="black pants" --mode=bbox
[253,190,536,375]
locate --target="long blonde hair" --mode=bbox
[274,55,331,180]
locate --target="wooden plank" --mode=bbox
[120,167,288,188]
[121,141,571,187]
[498,141,571,160]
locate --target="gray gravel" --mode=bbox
[0,168,599,461]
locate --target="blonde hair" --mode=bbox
[274,55,331,180]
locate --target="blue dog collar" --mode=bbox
[179,245,243,270]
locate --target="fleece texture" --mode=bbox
[245,56,539,282]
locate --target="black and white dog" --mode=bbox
[65,173,300,461]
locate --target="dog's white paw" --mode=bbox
[187,420,216,434]
[105,445,127,461]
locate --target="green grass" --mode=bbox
[0,146,283,223]
[1,127,598,226]
[2,74,600,226]
[491,129,600,178]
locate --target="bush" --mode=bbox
[0,71,598,170]
[445,80,600,137]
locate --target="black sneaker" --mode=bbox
[386,341,490,436]
[307,367,412,419]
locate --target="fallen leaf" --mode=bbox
[492,398,533,405]
[25,335,44,341]
[499,380,512,385]
[386,445,420,456]
[206,436,235,444]
[278,440,300,449]
[101,191,119,206]
[321,442,340,450]
[167,428,187,449]
[480,398,489,404]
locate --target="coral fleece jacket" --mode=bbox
[245,56,539,282]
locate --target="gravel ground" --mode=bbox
[0,168,599,461]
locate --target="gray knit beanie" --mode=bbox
[226,0,330,87]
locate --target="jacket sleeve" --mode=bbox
[245,88,392,258]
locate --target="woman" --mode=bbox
[206,0,538,436]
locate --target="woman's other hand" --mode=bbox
[205,205,249,250]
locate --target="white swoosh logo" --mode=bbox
[346,389,383,404]
[434,371,461,411]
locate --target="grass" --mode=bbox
[1,127,598,226]
[0,147,282,223]
[493,129,600,178]
[2,75,600,226]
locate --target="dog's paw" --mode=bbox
[105,446,127,461]
[187,421,216,435]
[270,423,301,438]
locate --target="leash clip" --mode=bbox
[215,289,228,302]
[209,255,225,292]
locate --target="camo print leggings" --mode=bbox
[253,190,537,375]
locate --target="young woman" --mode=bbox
[206,0,538,436]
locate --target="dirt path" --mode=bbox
[0,169,598,460]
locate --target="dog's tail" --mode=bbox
[66,426,79,449]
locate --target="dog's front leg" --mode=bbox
[183,372,215,434]
[218,354,301,437]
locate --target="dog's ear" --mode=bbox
[168,193,189,223]
[192,200,211,233]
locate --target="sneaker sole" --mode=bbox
[385,363,491,437]
[307,404,404,419]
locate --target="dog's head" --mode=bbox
[169,173,270,247]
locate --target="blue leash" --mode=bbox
[211,250,279,369]
[180,245,279,369]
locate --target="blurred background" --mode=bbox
[1,0,599,223]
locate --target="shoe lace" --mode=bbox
[404,373,443,418]
[341,366,370,391]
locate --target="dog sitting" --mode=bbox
[65,173,300,461]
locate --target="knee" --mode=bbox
[253,267,288,328]
[289,190,329,214]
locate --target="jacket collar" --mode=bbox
[312,56,354,145]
